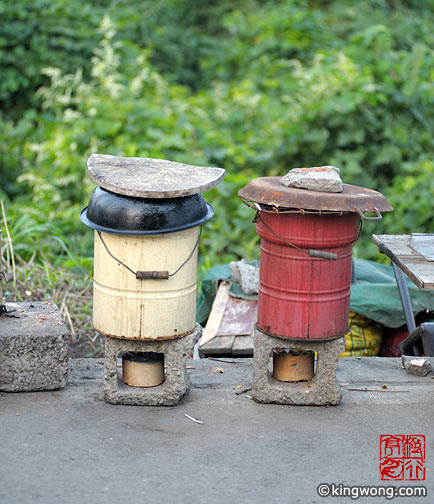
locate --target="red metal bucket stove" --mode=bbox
[239,177,392,405]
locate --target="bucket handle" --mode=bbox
[97,226,202,280]
[254,204,340,260]
[355,207,382,221]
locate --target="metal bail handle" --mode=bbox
[254,203,338,261]
[355,207,382,221]
[97,226,202,280]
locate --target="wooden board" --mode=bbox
[231,334,254,356]
[88,154,225,198]
[199,336,237,356]
[372,234,434,290]
[199,282,257,357]
[409,234,434,261]
[199,281,231,348]
[217,296,257,336]
[199,333,255,357]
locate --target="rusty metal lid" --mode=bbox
[88,154,225,198]
[238,177,393,218]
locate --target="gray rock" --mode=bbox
[280,165,343,193]
[401,356,432,376]
[104,324,202,406]
[0,301,69,391]
[253,328,345,405]
[87,154,225,198]
[229,260,259,295]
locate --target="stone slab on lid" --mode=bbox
[88,154,225,198]
[280,165,343,193]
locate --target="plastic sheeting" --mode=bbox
[197,259,434,328]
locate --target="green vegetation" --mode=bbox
[1,0,433,352]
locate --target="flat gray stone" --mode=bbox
[229,260,259,295]
[280,165,343,193]
[253,328,346,405]
[88,154,225,198]
[104,325,202,406]
[401,355,432,376]
[0,301,69,391]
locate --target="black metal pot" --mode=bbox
[80,186,214,235]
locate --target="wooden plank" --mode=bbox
[199,281,231,348]
[198,335,236,357]
[372,234,415,258]
[372,234,434,290]
[231,334,254,356]
[199,283,257,357]
[409,234,434,261]
[389,258,434,290]
[217,297,257,336]
[400,263,434,290]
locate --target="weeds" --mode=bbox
[1,201,102,357]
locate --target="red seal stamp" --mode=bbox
[380,435,425,481]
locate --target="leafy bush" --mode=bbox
[0,0,110,114]
[1,0,433,276]
[1,0,433,355]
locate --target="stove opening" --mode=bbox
[269,348,315,382]
[120,351,165,387]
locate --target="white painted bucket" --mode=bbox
[93,227,198,340]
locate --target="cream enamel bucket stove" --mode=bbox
[81,154,224,405]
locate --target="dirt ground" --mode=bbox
[68,331,104,358]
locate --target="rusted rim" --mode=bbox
[238,177,393,214]
[240,197,353,216]
[255,323,349,342]
[95,327,196,341]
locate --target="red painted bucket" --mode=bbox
[256,211,360,340]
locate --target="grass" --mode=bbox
[1,201,103,357]
[1,258,104,357]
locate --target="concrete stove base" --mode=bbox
[104,324,202,406]
[253,328,346,405]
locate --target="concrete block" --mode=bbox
[253,328,345,406]
[104,324,202,406]
[0,301,69,392]
[401,356,432,376]
[280,165,343,193]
